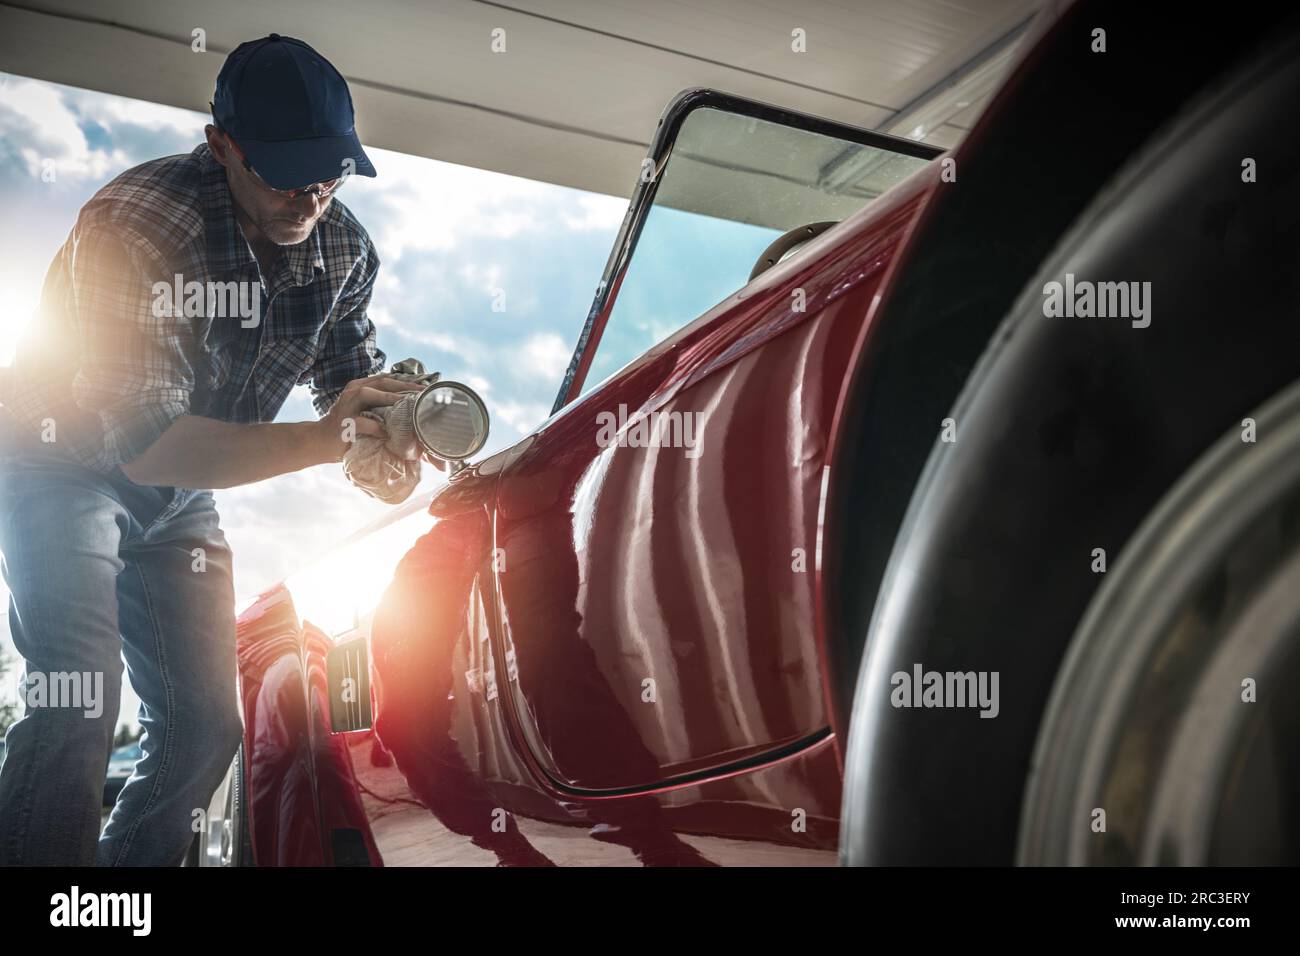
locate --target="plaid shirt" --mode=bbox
[0,143,385,479]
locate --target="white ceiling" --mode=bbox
[0,0,1043,198]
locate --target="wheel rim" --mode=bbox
[1018,379,1300,865]
[198,753,240,867]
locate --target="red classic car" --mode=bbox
[197,1,1300,866]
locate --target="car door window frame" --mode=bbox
[550,87,942,413]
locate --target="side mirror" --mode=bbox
[413,381,489,469]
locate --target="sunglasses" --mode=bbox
[220,130,345,200]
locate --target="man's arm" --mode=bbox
[296,248,446,472]
[113,225,425,488]
[120,417,327,489]
[305,242,387,418]
[120,373,424,489]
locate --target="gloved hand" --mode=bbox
[342,358,439,503]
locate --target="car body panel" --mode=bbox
[495,167,935,792]
[235,588,326,865]
[239,457,848,864]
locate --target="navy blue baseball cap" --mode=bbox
[212,34,376,190]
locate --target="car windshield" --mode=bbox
[578,104,934,396]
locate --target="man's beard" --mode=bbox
[258,214,315,246]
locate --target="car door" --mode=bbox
[491,90,938,792]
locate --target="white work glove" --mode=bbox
[342,358,439,504]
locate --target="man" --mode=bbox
[0,34,419,865]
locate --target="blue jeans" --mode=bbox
[0,451,243,866]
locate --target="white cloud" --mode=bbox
[519,331,572,382]
[347,146,556,263]
[458,261,504,289]
[494,399,551,436]
[1,76,124,182]
[0,74,207,189]
[95,94,201,136]
[368,303,398,328]
[563,193,628,232]
[405,329,458,354]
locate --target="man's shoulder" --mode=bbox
[318,196,377,264]
[76,147,208,257]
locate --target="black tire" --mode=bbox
[840,24,1300,864]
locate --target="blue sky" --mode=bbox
[0,71,628,728]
